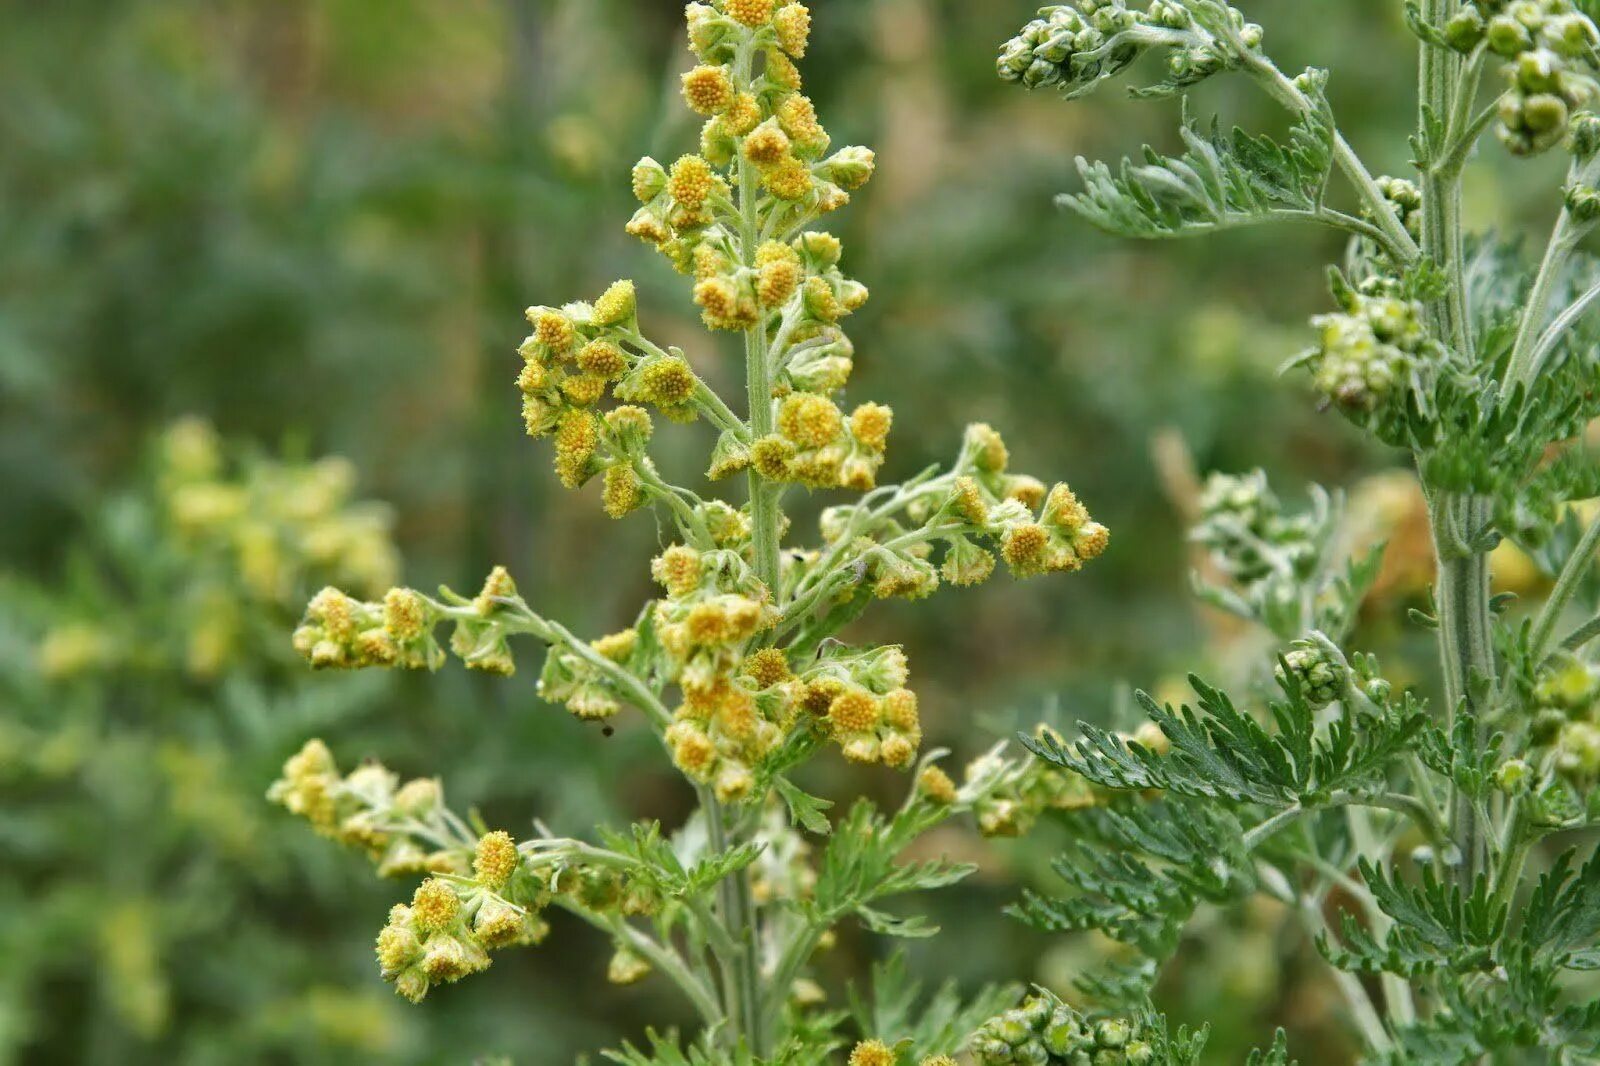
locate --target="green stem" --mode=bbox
[724,39,777,1058]
[1430,493,1495,881]
[1529,506,1600,665]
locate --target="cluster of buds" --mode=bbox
[1304,278,1436,422]
[375,831,549,1004]
[1530,653,1600,781]
[267,740,468,877]
[970,991,1154,1065]
[291,585,447,672]
[1443,0,1600,155]
[1192,471,1319,591]
[1274,638,1349,709]
[1372,175,1424,241]
[998,1,1262,98]
[963,727,1110,838]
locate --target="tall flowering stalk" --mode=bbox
[272,3,1106,1060]
[983,0,1600,1061]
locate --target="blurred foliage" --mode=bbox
[0,0,1573,1062]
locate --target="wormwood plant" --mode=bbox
[2,420,405,1061]
[987,0,1600,1061]
[270,3,1110,1062]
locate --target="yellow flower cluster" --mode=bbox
[654,546,788,800]
[1532,654,1600,781]
[291,585,444,672]
[375,846,548,1004]
[751,391,892,490]
[846,1041,958,1066]
[267,740,468,876]
[945,424,1109,581]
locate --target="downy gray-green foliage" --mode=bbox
[996,0,1600,1061]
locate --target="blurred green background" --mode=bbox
[0,1,1562,1063]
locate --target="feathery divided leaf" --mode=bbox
[1061,91,1337,242]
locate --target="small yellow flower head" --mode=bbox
[881,688,919,733]
[356,627,398,665]
[473,895,530,948]
[766,50,803,91]
[966,423,1009,473]
[639,356,697,407]
[801,278,842,325]
[726,0,775,28]
[576,340,627,381]
[686,601,732,645]
[631,157,667,202]
[668,723,717,779]
[849,403,893,452]
[681,64,735,115]
[743,121,792,167]
[775,3,812,56]
[411,879,460,934]
[376,923,421,975]
[667,155,716,207]
[751,435,796,480]
[794,230,843,268]
[593,279,637,327]
[531,308,576,354]
[920,1057,957,1066]
[918,766,958,805]
[516,359,549,394]
[829,689,880,734]
[394,777,442,816]
[714,763,755,802]
[308,586,358,641]
[880,733,915,769]
[561,372,608,407]
[553,410,600,489]
[625,209,671,246]
[758,258,802,307]
[473,830,519,890]
[1041,483,1089,534]
[726,92,762,135]
[1076,521,1110,561]
[694,276,757,331]
[592,628,639,663]
[473,565,518,616]
[778,392,844,449]
[823,146,876,191]
[755,240,804,306]
[743,647,792,687]
[603,465,644,519]
[285,737,337,780]
[1002,523,1051,576]
[951,477,989,526]
[653,545,703,598]
[1006,475,1047,510]
[849,1039,896,1066]
[942,540,996,587]
[777,94,828,154]
[763,155,814,201]
[606,945,653,986]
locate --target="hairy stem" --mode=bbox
[1416,0,1495,892]
[711,39,779,1057]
